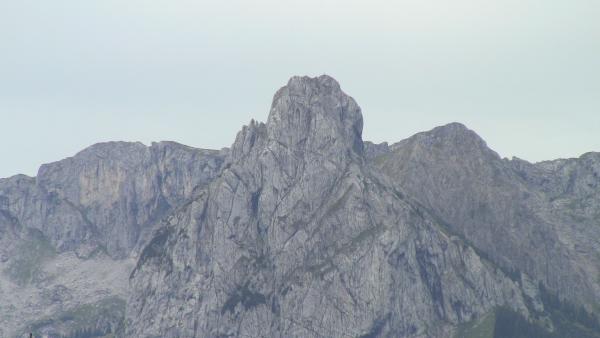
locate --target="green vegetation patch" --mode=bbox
[535,284,600,338]
[455,299,600,338]
[455,310,496,338]
[25,296,126,338]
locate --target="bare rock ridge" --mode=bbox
[0,141,228,337]
[0,75,598,337]
[126,75,525,337]
[375,123,600,306]
[16,141,226,258]
[267,75,364,158]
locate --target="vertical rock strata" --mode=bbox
[1,75,598,337]
[126,76,527,337]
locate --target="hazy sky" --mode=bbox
[1,0,599,178]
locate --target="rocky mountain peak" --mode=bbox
[430,122,488,148]
[230,119,267,161]
[4,75,600,338]
[266,75,364,160]
[389,122,500,165]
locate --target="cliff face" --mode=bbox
[126,76,526,337]
[375,124,600,307]
[1,75,598,338]
[0,141,227,337]
[33,141,227,258]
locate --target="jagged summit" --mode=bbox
[266,75,364,158]
[126,75,532,337]
[272,75,344,101]
[2,75,600,338]
[230,75,364,166]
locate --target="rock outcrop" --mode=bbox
[1,75,598,337]
[126,76,528,337]
[0,141,227,337]
[375,123,600,307]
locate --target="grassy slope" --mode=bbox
[455,311,496,338]
[455,305,600,338]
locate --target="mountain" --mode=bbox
[0,141,227,337]
[375,123,600,306]
[0,75,598,337]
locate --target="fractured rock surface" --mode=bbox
[1,75,598,337]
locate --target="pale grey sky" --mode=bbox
[1,0,599,178]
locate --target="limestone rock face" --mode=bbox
[364,141,390,162]
[1,75,599,338]
[376,123,600,306]
[1,141,226,258]
[126,76,527,337]
[0,142,227,337]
